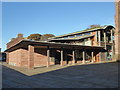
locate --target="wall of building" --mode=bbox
[9,49,21,66]
[7,34,24,49]
[34,48,49,67]
[92,32,98,46]
[8,48,55,68]
[6,25,116,68]
[84,38,92,46]
[115,1,120,61]
[21,49,28,67]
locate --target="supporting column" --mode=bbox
[82,50,85,64]
[98,31,102,62]
[60,48,63,66]
[98,31,101,46]
[96,31,98,43]
[96,31,99,45]
[91,51,94,63]
[99,51,102,63]
[47,46,50,67]
[104,31,107,49]
[6,52,9,64]
[28,45,34,69]
[72,48,75,64]
[111,29,114,60]
[111,30,113,43]
[104,31,107,61]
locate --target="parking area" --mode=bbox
[2,62,119,88]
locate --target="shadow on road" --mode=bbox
[2,62,119,88]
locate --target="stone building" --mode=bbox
[5,25,115,69]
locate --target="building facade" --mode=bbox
[48,25,115,61]
[5,25,115,69]
[115,0,120,61]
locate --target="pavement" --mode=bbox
[1,60,116,76]
[2,61,119,88]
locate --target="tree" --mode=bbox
[87,24,102,29]
[27,34,42,41]
[40,34,55,41]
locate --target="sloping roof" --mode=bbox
[49,35,94,41]
[5,39,106,52]
[49,25,115,39]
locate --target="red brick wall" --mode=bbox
[7,38,23,49]
[21,49,28,67]
[34,48,48,67]
[8,48,55,68]
[8,47,103,68]
[101,52,106,61]
[20,48,53,67]
[9,49,21,66]
[7,34,23,49]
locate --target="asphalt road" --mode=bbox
[2,62,119,88]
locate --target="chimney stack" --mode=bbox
[17,33,23,38]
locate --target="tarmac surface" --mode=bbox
[2,62,119,88]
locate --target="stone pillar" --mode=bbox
[28,45,34,69]
[61,48,63,66]
[115,0,120,61]
[91,51,94,63]
[6,52,9,64]
[72,49,75,64]
[47,46,50,67]
[82,50,85,64]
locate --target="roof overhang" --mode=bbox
[5,39,106,52]
[49,25,115,39]
[49,35,94,42]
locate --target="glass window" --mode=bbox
[64,37,68,39]
[76,34,82,37]
[112,36,114,40]
[84,32,91,35]
[69,35,75,38]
